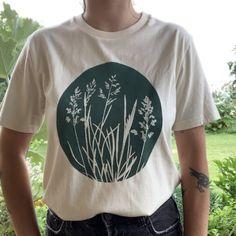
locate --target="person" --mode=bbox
[0,0,221,235]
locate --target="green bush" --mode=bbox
[209,187,225,214]
[173,186,183,224]
[0,138,47,235]
[208,156,236,235]
[205,80,236,133]
[213,157,236,200]
[207,48,236,133]
[0,194,14,236]
[35,205,47,236]
[174,186,228,227]
[0,2,41,78]
[0,80,8,103]
[208,199,236,236]
[174,156,236,235]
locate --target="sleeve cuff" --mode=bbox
[172,112,221,131]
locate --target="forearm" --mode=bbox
[181,171,210,236]
[174,126,210,236]
[1,155,40,236]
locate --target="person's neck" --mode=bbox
[82,0,141,32]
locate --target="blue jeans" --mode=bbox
[45,196,183,235]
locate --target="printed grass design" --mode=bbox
[65,74,157,182]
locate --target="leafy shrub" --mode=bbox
[208,156,236,235]
[0,138,47,235]
[205,80,236,133]
[173,186,183,224]
[0,193,14,236]
[213,157,236,200]
[27,155,47,236]
[0,2,41,77]
[208,199,236,236]
[35,204,48,236]
[228,46,236,79]
[174,156,236,235]
[209,187,225,214]
[174,186,227,227]
[0,80,8,103]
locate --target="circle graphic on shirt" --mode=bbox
[57,62,162,182]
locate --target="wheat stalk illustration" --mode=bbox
[82,79,96,174]
[65,86,89,176]
[131,96,157,171]
[97,74,121,143]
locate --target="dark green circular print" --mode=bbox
[57,62,162,182]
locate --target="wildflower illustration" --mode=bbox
[57,62,162,182]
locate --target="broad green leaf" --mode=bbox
[0,35,16,79]
[0,2,18,36]
[14,17,41,43]
[0,2,41,81]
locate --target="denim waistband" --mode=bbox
[48,195,177,226]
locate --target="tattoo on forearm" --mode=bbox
[189,168,209,192]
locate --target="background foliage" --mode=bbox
[0,138,47,236]
[0,2,41,102]
[208,157,236,235]
[205,46,236,133]
[205,80,236,133]
[0,2,236,236]
[174,156,236,235]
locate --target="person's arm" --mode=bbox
[0,127,41,236]
[174,125,210,236]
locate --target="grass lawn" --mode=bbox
[205,133,236,179]
[172,132,236,180]
[33,122,236,181]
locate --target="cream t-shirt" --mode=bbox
[0,12,220,220]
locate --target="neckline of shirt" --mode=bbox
[73,11,149,39]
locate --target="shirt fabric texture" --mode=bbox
[0,11,220,220]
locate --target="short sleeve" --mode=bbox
[172,35,221,131]
[0,35,45,133]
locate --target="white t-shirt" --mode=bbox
[0,11,220,220]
